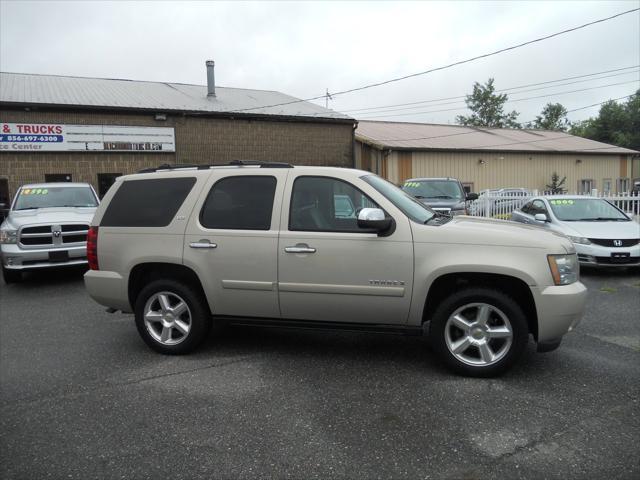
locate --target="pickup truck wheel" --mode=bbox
[429,288,528,377]
[134,280,211,355]
[2,266,22,284]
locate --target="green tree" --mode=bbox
[569,89,640,151]
[456,78,521,128]
[545,171,567,194]
[528,102,570,131]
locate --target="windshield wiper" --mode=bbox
[427,195,455,199]
[15,207,39,211]
[574,217,628,221]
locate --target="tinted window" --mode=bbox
[290,176,380,232]
[200,176,276,230]
[101,177,196,227]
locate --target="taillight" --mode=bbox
[87,226,99,270]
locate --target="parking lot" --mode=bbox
[1,267,639,479]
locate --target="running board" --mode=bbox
[216,316,424,336]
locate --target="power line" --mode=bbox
[363,94,635,143]
[338,66,639,114]
[230,8,639,114]
[357,80,639,119]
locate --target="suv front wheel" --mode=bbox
[429,287,529,377]
[134,279,212,354]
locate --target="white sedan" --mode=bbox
[511,196,640,267]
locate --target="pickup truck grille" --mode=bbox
[19,224,90,247]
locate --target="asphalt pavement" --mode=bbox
[1,267,639,479]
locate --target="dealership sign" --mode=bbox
[0,123,175,152]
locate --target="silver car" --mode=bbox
[0,182,99,283]
[511,195,640,267]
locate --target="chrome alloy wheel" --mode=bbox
[143,291,192,346]
[444,303,513,367]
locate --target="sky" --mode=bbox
[1,0,639,125]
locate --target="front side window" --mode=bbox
[531,200,548,216]
[289,176,379,232]
[363,174,435,224]
[200,176,276,230]
[14,186,98,210]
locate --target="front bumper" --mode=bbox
[1,243,87,270]
[574,242,640,267]
[531,281,587,343]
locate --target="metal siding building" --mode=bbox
[355,120,639,193]
[0,68,356,201]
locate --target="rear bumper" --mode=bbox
[1,244,87,270]
[84,270,132,313]
[531,281,587,343]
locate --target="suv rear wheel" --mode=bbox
[429,287,528,377]
[134,279,212,354]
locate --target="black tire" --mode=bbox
[2,266,22,284]
[429,287,529,377]
[134,279,212,355]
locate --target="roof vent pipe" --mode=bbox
[206,60,215,97]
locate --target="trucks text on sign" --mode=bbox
[0,123,176,152]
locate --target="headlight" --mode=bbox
[0,228,17,244]
[567,235,591,245]
[547,254,579,285]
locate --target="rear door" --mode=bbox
[183,170,289,318]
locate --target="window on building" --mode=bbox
[101,177,196,227]
[289,176,380,232]
[97,173,122,199]
[200,176,277,230]
[461,182,474,194]
[578,179,594,194]
[45,173,72,182]
[617,178,630,193]
[602,178,612,194]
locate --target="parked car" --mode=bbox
[469,188,532,217]
[401,177,477,216]
[0,183,99,283]
[84,162,586,377]
[511,195,640,267]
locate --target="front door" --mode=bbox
[183,170,289,318]
[278,174,414,325]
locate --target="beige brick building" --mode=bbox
[0,67,355,202]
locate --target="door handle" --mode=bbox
[284,244,316,254]
[189,240,217,249]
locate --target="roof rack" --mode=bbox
[137,160,293,173]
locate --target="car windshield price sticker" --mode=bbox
[0,123,175,152]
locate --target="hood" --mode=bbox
[1,207,97,230]
[420,199,466,210]
[413,215,574,253]
[556,220,640,239]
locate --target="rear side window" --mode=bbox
[101,178,196,227]
[200,176,277,230]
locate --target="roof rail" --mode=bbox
[137,160,293,173]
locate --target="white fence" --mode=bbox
[467,191,640,221]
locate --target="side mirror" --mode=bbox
[534,213,549,222]
[465,193,479,201]
[358,208,393,235]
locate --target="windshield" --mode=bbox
[14,186,98,210]
[548,198,629,221]
[401,179,464,200]
[363,175,436,224]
